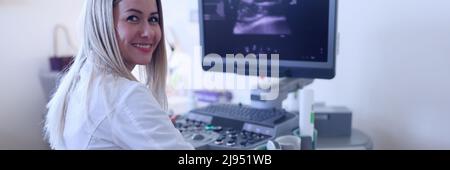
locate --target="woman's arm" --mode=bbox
[111,83,194,150]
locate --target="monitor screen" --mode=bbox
[200,0,337,79]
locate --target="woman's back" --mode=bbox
[62,59,193,150]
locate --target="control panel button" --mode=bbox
[192,134,205,141]
[215,139,224,145]
[226,140,236,146]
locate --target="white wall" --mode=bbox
[0,0,83,149]
[310,0,450,149]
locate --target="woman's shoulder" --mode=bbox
[82,58,142,94]
[99,73,158,103]
[81,69,146,105]
[97,73,147,99]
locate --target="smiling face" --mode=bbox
[113,0,161,71]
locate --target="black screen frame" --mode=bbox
[199,0,338,79]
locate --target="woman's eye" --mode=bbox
[149,16,159,24]
[127,16,139,23]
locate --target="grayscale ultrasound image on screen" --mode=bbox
[202,0,330,62]
[233,0,291,35]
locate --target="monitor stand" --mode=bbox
[250,78,316,150]
[250,78,314,110]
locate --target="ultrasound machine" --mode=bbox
[175,0,338,150]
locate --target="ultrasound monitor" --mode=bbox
[199,0,338,79]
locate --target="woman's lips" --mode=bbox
[132,43,153,53]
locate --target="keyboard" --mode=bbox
[190,104,287,123]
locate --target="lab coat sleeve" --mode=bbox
[111,83,194,150]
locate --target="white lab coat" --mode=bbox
[62,58,194,150]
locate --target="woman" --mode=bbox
[44,0,194,150]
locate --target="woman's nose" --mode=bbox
[140,23,155,39]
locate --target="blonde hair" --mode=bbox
[44,0,168,149]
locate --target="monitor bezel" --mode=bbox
[199,0,338,79]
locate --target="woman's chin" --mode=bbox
[137,59,152,66]
[132,56,152,65]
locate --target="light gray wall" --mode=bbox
[310,0,450,149]
[0,0,83,149]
